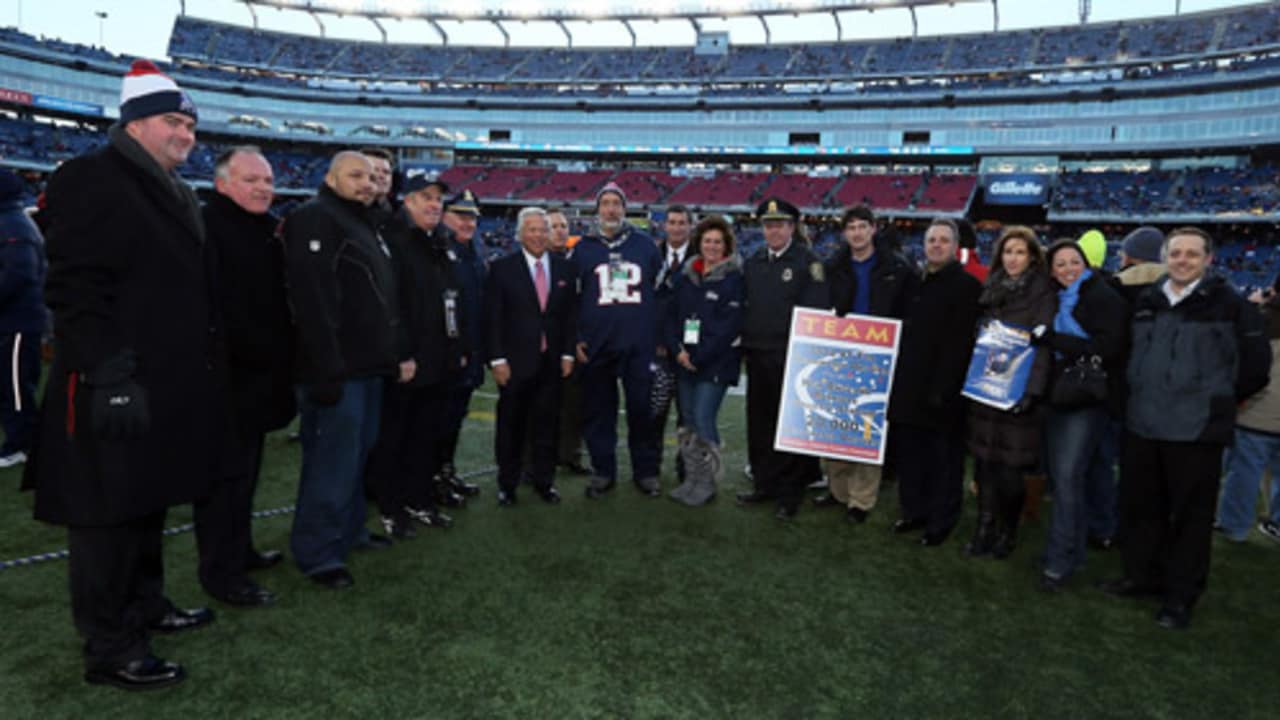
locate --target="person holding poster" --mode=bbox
[964,226,1055,559]
[811,205,914,524]
[737,197,830,520]
[887,218,982,546]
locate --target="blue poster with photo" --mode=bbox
[961,320,1036,411]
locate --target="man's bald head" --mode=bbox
[326,151,376,205]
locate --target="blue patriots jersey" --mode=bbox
[571,225,663,356]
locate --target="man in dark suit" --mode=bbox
[485,207,577,505]
[192,146,295,608]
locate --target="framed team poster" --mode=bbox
[774,308,903,465]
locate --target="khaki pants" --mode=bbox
[822,459,882,511]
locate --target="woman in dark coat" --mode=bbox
[667,216,744,507]
[1035,240,1128,591]
[965,226,1056,559]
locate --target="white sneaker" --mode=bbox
[1259,520,1280,544]
[0,451,27,468]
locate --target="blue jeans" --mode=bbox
[676,375,729,446]
[1084,416,1122,541]
[291,377,384,576]
[1042,405,1108,580]
[1217,427,1280,540]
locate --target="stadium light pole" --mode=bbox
[94,10,107,47]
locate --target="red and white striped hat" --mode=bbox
[119,59,198,124]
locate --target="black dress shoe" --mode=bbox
[736,490,774,505]
[85,654,185,691]
[215,582,277,608]
[846,507,869,524]
[1088,535,1115,551]
[1155,604,1192,630]
[442,464,481,497]
[406,505,454,529]
[585,476,616,499]
[356,533,393,550]
[891,518,926,534]
[535,486,562,504]
[381,512,417,540]
[919,531,947,546]
[811,493,843,508]
[497,489,518,506]
[310,567,354,589]
[1096,577,1162,599]
[246,549,284,571]
[149,607,215,634]
[561,461,592,476]
[774,503,798,521]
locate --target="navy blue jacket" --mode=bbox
[451,235,487,388]
[0,197,48,334]
[666,254,745,387]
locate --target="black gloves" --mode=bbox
[1030,324,1054,346]
[306,382,344,407]
[85,352,150,440]
[1010,395,1037,415]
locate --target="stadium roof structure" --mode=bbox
[232,0,997,46]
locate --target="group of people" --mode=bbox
[7,61,1276,693]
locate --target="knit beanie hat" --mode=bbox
[595,182,626,207]
[1120,226,1164,263]
[120,59,197,124]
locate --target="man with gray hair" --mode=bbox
[485,207,577,506]
[192,146,294,608]
[283,150,399,590]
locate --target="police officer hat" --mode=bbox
[756,197,799,223]
[445,189,481,216]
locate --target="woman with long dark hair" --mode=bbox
[965,226,1056,559]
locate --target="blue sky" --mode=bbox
[1,0,1264,59]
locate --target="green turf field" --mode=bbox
[1,384,1277,719]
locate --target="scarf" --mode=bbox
[1054,269,1092,340]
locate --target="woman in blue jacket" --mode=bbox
[668,216,744,506]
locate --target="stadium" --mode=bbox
[1,0,1278,716]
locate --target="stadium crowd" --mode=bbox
[3,59,1279,695]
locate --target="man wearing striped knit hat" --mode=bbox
[28,59,223,691]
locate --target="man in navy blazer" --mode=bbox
[485,207,577,505]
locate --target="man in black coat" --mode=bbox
[191,147,295,608]
[737,197,830,520]
[813,204,915,524]
[485,207,577,505]
[283,151,398,590]
[365,173,467,537]
[26,60,222,690]
[886,218,981,545]
[0,169,46,469]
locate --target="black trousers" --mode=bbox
[650,354,683,476]
[367,382,448,514]
[557,371,584,466]
[894,422,965,536]
[194,434,265,596]
[496,356,562,493]
[1120,433,1223,608]
[69,511,174,671]
[745,348,817,509]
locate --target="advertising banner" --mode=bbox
[774,308,902,465]
[984,173,1050,205]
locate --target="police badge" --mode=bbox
[782,267,793,282]
[810,262,825,282]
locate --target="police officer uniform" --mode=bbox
[737,198,830,518]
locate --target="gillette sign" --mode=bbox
[984,174,1049,206]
